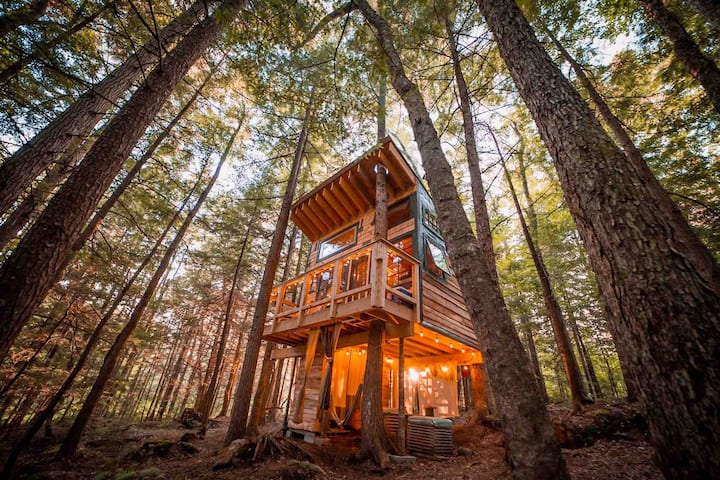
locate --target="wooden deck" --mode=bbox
[263,239,420,345]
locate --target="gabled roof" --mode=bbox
[291,136,419,241]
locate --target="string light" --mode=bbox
[435,336,439,343]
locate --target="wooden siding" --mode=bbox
[420,273,479,348]
[289,354,323,432]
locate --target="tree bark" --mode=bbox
[469,363,489,422]
[544,28,719,294]
[476,0,720,477]
[360,320,393,467]
[637,0,720,114]
[354,1,569,478]
[443,11,499,284]
[57,125,238,457]
[0,0,244,363]
[225,102,310,443]
[497,133,591,411]
[247,343,275,432]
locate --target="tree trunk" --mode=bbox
[377,80,387,140]
[544,28,719,292]
[0,2,113,84]
[469,363,489,422]
[200,200,255,427]
[0,141,85,250]
[219,310,250,416]
[0,0,245,363]
[559,283,603,399]
[0,0,214,217]
[0,67,211,252]
[637,0,720,114]
[0,0,49,38]
[354,1,569,478]
[360,320,393,467]
[247,343,275,433]
[1,177,197,473]
[685,0,720,29]
[497,135,591,411]
[225,102,310,444]
[443,11,499,284]
[476,0,720,477]
[57,126,238,457]
[519,315,549,404]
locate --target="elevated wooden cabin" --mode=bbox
[262,137,484,436]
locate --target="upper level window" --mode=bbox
[388,198,412,230]
[425,237,451,278]
[423,207,440,233]
[318,224,357,261]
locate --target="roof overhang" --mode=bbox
[290,137,418,241]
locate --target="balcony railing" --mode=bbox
[264,239,420,337]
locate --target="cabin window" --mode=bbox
[318,224,358,261]
[422,207,440,233]
[425,237,451,278]
[388,198,412,230]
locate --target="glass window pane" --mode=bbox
[318,225,357,260]
[425,239,451,276]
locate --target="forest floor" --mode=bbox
[2,399,664,480]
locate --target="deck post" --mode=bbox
[372,163,388,309]
[398,336,406,453]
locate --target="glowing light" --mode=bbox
[419,331,424,337]
[409,368,419,383]
[449,343,453,349]
[461,348,465,353]
[385,357,393,364]
[345,351,350,356]
[441,365,449,373]
[471,352,475,356]
[435,336,439,344]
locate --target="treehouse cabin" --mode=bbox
[262,137,484,439]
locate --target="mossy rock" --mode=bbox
[126,440,176,461]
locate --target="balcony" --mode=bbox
[263,239,420,345]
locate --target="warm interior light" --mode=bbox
[409,368,419,383]
[435,336,439,343]
[461,348,465,353]
[449,343,453,349]
[441,365,449,373]
[385,357,393,364]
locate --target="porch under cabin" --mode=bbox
[261,137,487,444]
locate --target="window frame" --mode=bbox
[423,234,452,279]
[316,223,359,262]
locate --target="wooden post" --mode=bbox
[397,337,406,453]
[374,164,388,241]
